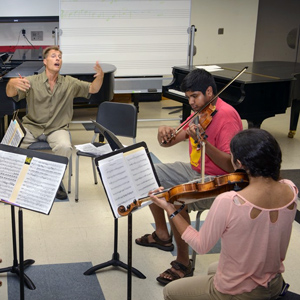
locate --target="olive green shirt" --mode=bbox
[14,71,91,137]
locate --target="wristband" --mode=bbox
[169,203,185,219]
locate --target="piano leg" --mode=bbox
[288,99,300,138]
[246,119,264,129]
[131,93,140,113]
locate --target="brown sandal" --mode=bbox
[156,260,194,285]
[135,231,174,251]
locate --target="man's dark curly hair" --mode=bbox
[180,68,217,95]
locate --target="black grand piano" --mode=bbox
[0,58,116,139]
[163,62,300,137]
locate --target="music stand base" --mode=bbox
[0,259,36,290]
[84,252,146,279]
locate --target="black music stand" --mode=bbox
[83,123,160,299]
[0,206,35,291]
[83,216,145,280]
[0,144,68,300]
[84,121,145,280]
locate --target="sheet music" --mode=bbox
[14,157,65,214]
[124,149,158,198]
[196,65,223,72]
[0,150,66,214]
[0,151,26,201]
[98,146,159,217]
[75,143,112,155]
[1,119,25,147]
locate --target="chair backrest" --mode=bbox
[95,101,137,143]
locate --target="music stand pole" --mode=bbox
[127,212,132,300]
[19,208,25,300]
[0,206,35,291]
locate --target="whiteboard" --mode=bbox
[59,0,191,76]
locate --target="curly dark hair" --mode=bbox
[230,128,282,181]
[180,68,217,95]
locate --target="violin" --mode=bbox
[162,66,248,145]
[117,172,249,216]
[193,103,217,146]
[197,104,217,130]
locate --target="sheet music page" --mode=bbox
[75,143,112,155]
[98,147,158,217]
[98,152,137,217]
[14,157,65,214]
[1,119,24,147]
[10,126,24,147]
[196,65,223,72]
[0,150,27,201]
[124,147,159,199]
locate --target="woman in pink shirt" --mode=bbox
[150,128,298,300]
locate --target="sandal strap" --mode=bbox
[171,260,191,273]
[139,233,151,245]
[152,231,172,245]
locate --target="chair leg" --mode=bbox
[191,211,202,270]
[91,158,98,185]
[68,154,72,194]
[75,154,79,202]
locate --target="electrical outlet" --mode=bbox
[31,31,43,41]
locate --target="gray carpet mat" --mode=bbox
[7,262,104,300]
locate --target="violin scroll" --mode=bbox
[118,200,140,216]
[118,205,127,214]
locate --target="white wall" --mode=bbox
[0,0,59,47]
[0,23,59,47]
[191,0,259,65]
[254,0,300,63]
[0,0,58,17]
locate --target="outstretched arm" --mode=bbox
[89,61,104,94]
[6,77,30,97]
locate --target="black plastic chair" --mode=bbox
[75,101,137,202]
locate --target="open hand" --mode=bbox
[93,61,104,78]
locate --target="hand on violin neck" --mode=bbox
[158,125,176,146]
[188,123,207,145]
[150,191,174,211]
[148,186,165,196]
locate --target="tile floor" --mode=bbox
[1,99,300,299]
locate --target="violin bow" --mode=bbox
[163,66,248,144]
